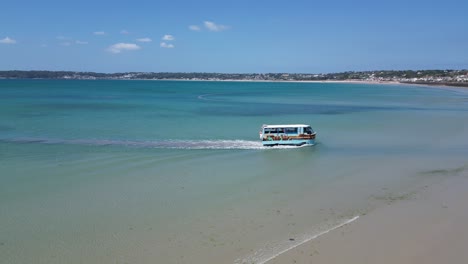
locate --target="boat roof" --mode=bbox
[263,124,311,128]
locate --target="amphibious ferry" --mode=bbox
[259,124,316,146]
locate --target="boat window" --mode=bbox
[285,127,298,134]
[303,127,314,134]
[264,128,277,134]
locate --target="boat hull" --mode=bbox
[261,134,316,146]
[262,138,315,146]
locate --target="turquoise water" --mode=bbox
[1,80,468,263]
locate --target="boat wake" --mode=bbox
[1,137,309,150]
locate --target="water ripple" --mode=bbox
[0,137,309,150]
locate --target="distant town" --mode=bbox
[1,70,468,87]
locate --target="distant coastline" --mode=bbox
[1,70,467,88]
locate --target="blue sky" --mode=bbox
[1,0,467,73]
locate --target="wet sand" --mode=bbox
[266,172,468,264]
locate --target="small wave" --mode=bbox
[1,137,308,150]
[197,93,224,102]
[197,94,210,100]
[234,216,359,264]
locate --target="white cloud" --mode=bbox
[136,38,152,42]
[162,34,175,41]
[120,30,129,34]
[189,25,201,31]
[204,21,229,32]
[160,42,174,48]
[94,31,106,35]
[107,43,141,54]
[76,40,88,45]
[60,42,72,46]
[0,37,16,44]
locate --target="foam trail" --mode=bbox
[1,137,307,150]
[234,216,359,264]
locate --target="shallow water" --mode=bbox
[1,80,467,263]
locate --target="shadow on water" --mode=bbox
[15,112,50,118]
[0,125,14,132]
[33,102,137,111]
[198,102,417,116]
[259,142,321,161]
[10,103,138,119]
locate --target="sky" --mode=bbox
[1,0,467,73]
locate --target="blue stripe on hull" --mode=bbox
[262,139,315,146]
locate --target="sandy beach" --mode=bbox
[266,169,468,264]
[156,78,468,90]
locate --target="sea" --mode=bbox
[1,79,467,264]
